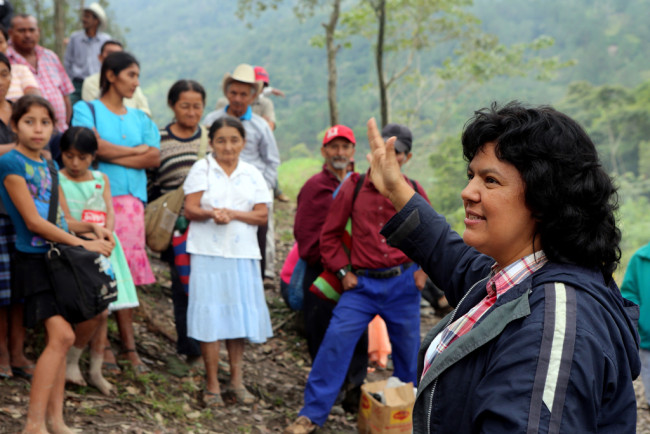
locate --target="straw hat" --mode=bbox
[222,64,263,97]
[85,3,107,28]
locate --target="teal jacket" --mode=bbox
[621,243,650,350]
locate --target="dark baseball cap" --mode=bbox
[381,123,412,153]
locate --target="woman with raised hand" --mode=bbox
[149,79,207,366]
[72,51,160,375]
[184,116,272,409]
[366,102,640,433]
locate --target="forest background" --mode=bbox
[12,0,650,279]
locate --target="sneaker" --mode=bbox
[284,416,316,434]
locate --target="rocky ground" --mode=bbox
[1,199,649,433]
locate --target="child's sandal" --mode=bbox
[203,390,224,408]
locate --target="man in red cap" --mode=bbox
[293,124,368,417]
[252,66,285,131]
[286,123,429,434]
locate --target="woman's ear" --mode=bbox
[105,70,116,84]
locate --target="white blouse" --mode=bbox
[183,154,271,259]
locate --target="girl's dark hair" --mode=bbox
[208,116,246,141]
[461,101,621,279]
[0,26,8,42]
[99,51,139,96]
[167,80,206,106]
[60,126,98,155]
[11,95,56,127]
[0,52,10,71]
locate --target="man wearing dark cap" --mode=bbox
[286,123,430,434]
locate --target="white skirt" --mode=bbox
[187,254,273,343]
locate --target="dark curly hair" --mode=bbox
[461,101,620,279]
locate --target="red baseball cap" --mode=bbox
[254,66,270,84]
[322,125,356,146]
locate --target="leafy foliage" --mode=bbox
[560,80,650,176]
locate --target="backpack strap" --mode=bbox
[352,173,365,204]
[46,160,59,224]
[409,178,419,194]
[85,101,96,127]
[332,171,353,199]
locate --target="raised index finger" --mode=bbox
[367,118,384,153]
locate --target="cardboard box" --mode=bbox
[358,379,415,433]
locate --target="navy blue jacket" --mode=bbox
[381,194,641,434]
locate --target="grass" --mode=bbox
[277,157,322,200]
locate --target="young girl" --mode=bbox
[0,95,114,434]
[58,126,139,395]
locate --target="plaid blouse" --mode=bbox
[421,251,548,379]
[7,45,74,130]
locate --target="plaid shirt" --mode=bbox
[7,44,74,131]
[421,251,548,379]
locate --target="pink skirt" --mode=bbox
[113,195,155,285]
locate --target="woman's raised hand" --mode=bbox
[366,118,415,211]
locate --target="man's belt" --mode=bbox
[354,262,414,279]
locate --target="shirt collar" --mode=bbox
[487,251,548,299]
[224,105,252,121]
[207,153,242,177]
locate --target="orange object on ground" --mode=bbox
[368,315,392,369]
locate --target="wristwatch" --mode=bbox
[335,267,349,280]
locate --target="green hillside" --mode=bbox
[107,0,650,274]
[108,0,649,151]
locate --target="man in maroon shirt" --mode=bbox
[286,124,429,434]
[293,125,368,411]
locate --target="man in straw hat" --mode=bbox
[64,2,111,105]
[203,64,281,280]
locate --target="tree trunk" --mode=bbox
[374,0,388,127]
[53,0,67,59]
[324,0,341,126]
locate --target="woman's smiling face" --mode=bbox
[461,141,539,267]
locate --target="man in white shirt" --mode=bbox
[63,2,111,105]
[203,64,281,281]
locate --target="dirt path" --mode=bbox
[1,200,648,433]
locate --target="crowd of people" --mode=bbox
[0,3,284,432]
[0,2,646,434]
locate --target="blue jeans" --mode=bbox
[299,265,422,426]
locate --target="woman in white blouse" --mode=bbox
[183,116,272,408]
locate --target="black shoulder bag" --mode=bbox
[44,160,117,324]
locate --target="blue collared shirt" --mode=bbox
[63,30,111,80]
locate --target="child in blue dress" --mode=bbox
[0,96,114,433]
